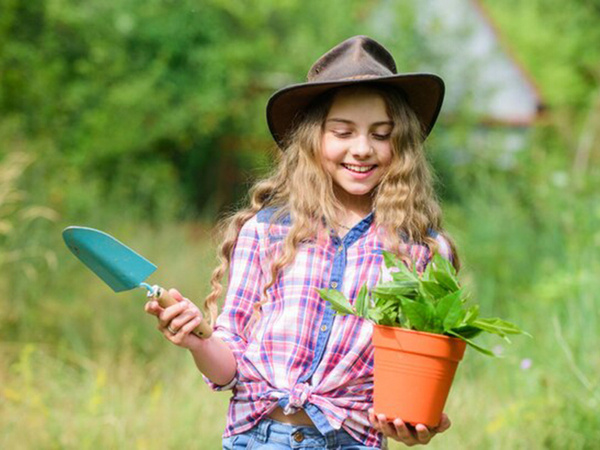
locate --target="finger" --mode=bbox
[180,316,202,336]
[168,288,185,302]
[168,315,201,345]
[377,414,412,443]
[414,424,432,444]
[391,418,417,445]
[161,293,199,317]
[435,413,452,434]
[169,308,201,331]
[144,300,163,316]
[368,409,384,433]
[377,414,396,437]
[158,300,189,325]
[368,409,377,427]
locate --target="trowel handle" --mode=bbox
[151,286,213,339]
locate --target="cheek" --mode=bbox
[320,156,339,176]
[318,149,335,176]
[378,144,394,166]
[320,137,344,165]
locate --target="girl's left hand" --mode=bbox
[368,409,451,446]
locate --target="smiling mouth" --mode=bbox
[341,163,377,174]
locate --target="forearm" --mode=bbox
[187,334,237,386]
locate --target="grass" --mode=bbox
[1,342,229,448]
[1,220,229,449]
[1,145,599,448]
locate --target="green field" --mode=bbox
[1,1,599,448]
[2,175,598,448]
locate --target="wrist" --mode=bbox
[186,332,216,353]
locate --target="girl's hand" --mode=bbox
[144,288,204,349]
[368,409,451,446]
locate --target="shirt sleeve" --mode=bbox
[434,232,453,263]
[203,215,264,391]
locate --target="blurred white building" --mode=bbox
[416,0,544,124]
[424,0,545,166]
[372,0,545,166]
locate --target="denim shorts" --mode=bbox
[222,418,379,449]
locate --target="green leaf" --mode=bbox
[382,250,402,269]
[447,330,496,357]
[354,284,370,319]
[432,252,457,277]
[429,253,460,292]
[471,318,530,338]
[371,296,399,326]
[390,271,415,283]
[432,269,460,292]
[373,281,418,298]
[400,298,433,331]
[464,305,480,323]
[451,325,483,339]
[383,251,417,282]
[368,308,384,323]
[435,290,464,331]
[318,289,355,316]
[420,280,450,299]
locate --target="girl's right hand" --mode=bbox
[144,288,205,350]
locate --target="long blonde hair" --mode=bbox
[203,84,459,325]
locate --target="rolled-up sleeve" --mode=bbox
[434,232,453,263]
[203,216,264,391]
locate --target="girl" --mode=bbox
[145,35,458,449]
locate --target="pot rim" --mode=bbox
[373,323,467,361]
[373,323,464,343]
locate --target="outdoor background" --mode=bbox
[1,1,599,448]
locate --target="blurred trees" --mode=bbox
[0,0,598,220]
[0,0,378,220]
[1,4,599,446]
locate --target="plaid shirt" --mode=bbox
[204,208,440,447]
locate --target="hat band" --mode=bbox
[310,73,388,83]
[340,74,387,80]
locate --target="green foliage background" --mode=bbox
[1,1,599,448]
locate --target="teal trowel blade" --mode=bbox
[62,226,157,292]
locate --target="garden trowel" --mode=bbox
[62,226,212,339]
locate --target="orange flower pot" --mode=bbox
[372,324,467,427]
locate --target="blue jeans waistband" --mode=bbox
[223,417,377,449]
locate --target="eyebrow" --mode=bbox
[326,118,394,127]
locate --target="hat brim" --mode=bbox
[266,73,445,148]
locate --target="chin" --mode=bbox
[345,185,376,196]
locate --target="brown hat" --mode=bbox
[266,35,445,148]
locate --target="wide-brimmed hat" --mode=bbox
[266,35,445,148]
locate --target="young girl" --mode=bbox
[145,35,459,449]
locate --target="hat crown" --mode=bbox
[266,35,445,148]
[307,35,398,83]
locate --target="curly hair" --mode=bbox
[202,84,459,326]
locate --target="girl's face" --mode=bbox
[320,87,394,213]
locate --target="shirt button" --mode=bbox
[321,325,328,332]
[293,431,305,442]
[330,281,338,289]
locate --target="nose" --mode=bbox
[351,135,373,158]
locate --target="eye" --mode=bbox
[373,133,391,141]
[332,130,352,138]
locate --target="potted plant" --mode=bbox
[318,251,529,427]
